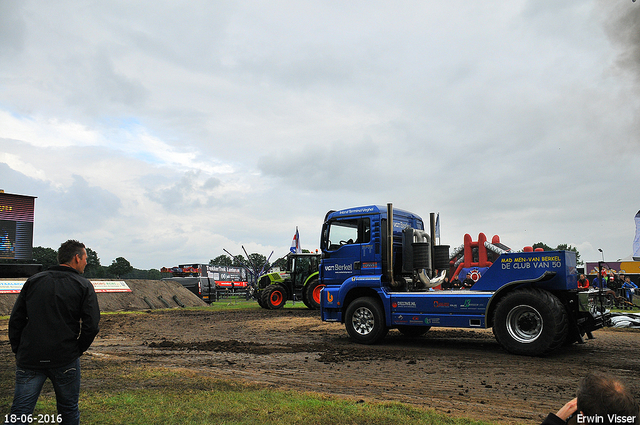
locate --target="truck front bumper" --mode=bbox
[320,286,342,322]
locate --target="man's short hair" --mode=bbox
[57,240,86,265]
[577,373,638,424]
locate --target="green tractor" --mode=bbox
[256,252,323,310]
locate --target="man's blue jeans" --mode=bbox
[9,358,81,425]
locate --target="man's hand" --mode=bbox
[555,398,578,420]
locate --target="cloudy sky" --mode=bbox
[1,1,639,270]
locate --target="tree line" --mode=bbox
[532,243,582,265]
[209,252,298,271]
[28,246,162,279]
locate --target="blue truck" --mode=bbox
[320,204,610,356]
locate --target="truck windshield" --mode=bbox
[326,218,370,250]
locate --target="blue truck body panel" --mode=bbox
[469,250,577,292]
[321,249,575,329]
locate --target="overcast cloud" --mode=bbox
[1,0,639,269]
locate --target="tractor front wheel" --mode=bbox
[304,278,325,310]
[256,291,267,309]
[261,285,287,309]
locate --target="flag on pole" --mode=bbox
[435,213,441,241]
[634,210,640,259]
[290,227,301,254]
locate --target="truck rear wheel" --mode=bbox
[304,278,325,310]
[345,297,388,344]
[261,284,287,309]
[493,288,568,356]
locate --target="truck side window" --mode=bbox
[327,218,370,250]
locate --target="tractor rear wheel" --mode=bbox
[304,277,325,310]
[493,288,568,356]
[344,297,388,344]
[261,284,287,309]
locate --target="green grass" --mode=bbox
[611,306,640,313]
[94,298,310,317]
[180,298,310,312]
[1,366,493,425]
[206,298,310,311]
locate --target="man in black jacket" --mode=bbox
[8,240,100,425]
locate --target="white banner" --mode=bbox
[0,280,132,294]
[0,281,25,293]
[91,280,132,293]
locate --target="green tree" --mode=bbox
[32,246,58,269]
[210,255,233,266]
[247,253,269,271]
[556,244,582,266]
[272,256,287,270]
[531,242,582,266]
[532,242,553,251]
[83,247,105,277]
[108,257,133,278]
[148,269,162,280]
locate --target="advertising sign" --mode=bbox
[0,192,36,260]
[0,280,132,294]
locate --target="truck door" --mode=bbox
[321,216,373,286]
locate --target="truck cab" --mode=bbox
[320,205,428,287]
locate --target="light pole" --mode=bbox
[598,248,604,262]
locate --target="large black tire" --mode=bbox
[256,292,267,309]
[397,325,431,337]
[301,289,312,309]
[344,297,388,344]
[304,277,325,310]
[261,284,287,310]
[492,288,568,356]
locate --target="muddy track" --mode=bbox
[3,308,640,424]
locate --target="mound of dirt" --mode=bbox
[0,279,206,315]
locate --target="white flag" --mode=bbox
[290,227,301,254]
[634,210,640,259]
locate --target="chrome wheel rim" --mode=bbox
[351,306,375,336]
[506,305,543,343]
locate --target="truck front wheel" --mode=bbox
[493,288,568,356]
[345,297,388,344]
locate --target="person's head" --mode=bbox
[579,274,586,280]
[58,240,88,273]
[576,373,638,424]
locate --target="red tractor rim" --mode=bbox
[312,284,326,304]
[271,291,283,305]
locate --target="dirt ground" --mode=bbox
[2,306,639,424]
